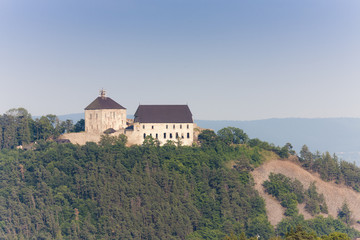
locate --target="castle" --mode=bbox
[62,90,196,146]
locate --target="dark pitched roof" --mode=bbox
[85,97,126,110]
[134,105,193,123]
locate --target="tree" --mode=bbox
[285,225,317,240]
[337,201,351,225]
[321,232,350,240]
[305,182,328,216]
[73,119,85,132]
[299,145,313,169]
[198,129,219,147]
[62,119,74,133]
[217,127,249,145]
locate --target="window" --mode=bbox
[170,133,173,139]
[180,125,182,129]
[150,133,152,137]
[156,134,158,139]
[187,124,189,129]
[143,125,145,129]
[187,133,190,138]
[176,132,179,138]
[143,133,146,139]
[152,125,154,129]
[166,125,168,129]
[164,133,166,139]
[90,114,92,119]
[173,125,175,129]
[181,133,184,139]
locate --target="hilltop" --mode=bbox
[1,108,360,239]
[55,114,360,164]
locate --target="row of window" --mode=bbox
[142,124,190,130]
[89,112,125,120]
[143,132,191,139]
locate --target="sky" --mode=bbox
[1,0,360,120]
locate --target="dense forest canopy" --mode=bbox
[0,108,84,149]
[0,108,360,239]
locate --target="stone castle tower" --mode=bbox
[84,90,127,133]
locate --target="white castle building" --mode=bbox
[62,90,196,146]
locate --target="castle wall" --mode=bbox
[59,132,102,145]
[85,109,127,133]
[61,122,195,146]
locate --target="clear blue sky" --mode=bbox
[1,0,359,120]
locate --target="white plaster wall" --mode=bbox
[128,123,194,146]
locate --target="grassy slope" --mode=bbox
[252,157,360,231]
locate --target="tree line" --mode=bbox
[0,108,84,149]
[299,145,360,192]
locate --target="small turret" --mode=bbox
[100,89,106,99]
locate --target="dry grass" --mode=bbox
[252,158,360,231]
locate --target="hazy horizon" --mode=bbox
[1,1,360,120]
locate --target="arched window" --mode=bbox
[164,133,166,138]
[187,133,190,138]
[143,125,145,129]
[143,133,146,139]
[170,133,173,139]
[156,134,158,139]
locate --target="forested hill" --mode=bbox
[1,134,359,239]
[2,109,360,239]
[0,135,274,239]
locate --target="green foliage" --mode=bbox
[285,225,317,240]
[337,201,351,225]
[73,119,85,132]
[321,232,351,240]
[263,173,305,216]
[217,127,249,145]
[305,182,328,216]
[264,174,331,220]
[0,139,272,239]
[299,145,360,192]
[276,215,358,239]
[248,139,290,159]
[0,108,79,149]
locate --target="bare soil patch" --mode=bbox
[252,158,360,231]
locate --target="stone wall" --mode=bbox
[62,123,196,147]
[85,109,127,133]
[59,132,102,145]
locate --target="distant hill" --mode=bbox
[56,113,360,164]
[57,113,84,122]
